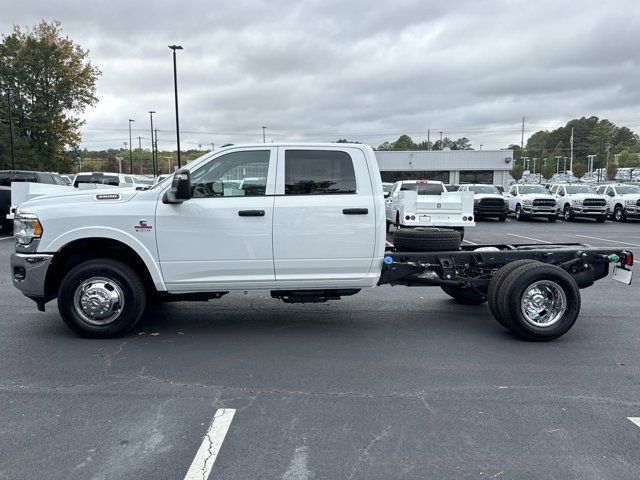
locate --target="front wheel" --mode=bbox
[58,259,147,338]
[563,205,573,221]
[614,205,626,222]
[515,204,524,221]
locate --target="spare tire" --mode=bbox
[393,228,461,252]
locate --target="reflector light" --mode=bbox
[405,215,411,221]
[625,251,634,266]
[463,216,467,221]
[411,215,415,220]
[468,216,473,221]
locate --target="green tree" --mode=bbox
[606,162,618,181]
[511,165,524,181]
[571,162,587,179]
[0,20,101,171]
[540,163,556,180]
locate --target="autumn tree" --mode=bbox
[540,163,556,180]
[571,162,587,179]
[0,20,101,171]
[510,165,524,181]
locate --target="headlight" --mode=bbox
[625,200,636,206]
[13,214,43,245]
[474,199,480,204]
[572,199,583,205]
[522,199,532,205]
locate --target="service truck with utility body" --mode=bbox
[9,143,634,341]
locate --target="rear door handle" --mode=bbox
[238,210,265,217]
[342,208,368,215]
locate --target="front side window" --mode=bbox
[519,185,548,194]
[284,150,356,195]
[469,185,500,194]
[190,150,270,198]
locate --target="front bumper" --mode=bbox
[624,206,640,217]
[10,253,53,298]
[475,205,509,217]
[571,205,607,216]
[521,206,559,216]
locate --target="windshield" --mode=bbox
[565,185,595,194]
[469,185,500,194]
[401,183,445,195]
[617,186,640,194]
[519,185,548,194]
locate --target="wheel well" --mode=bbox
[615,203,624,210]
[564,203,571,210]
[45,238,156,297]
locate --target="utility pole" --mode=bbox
[480,144,483,150]
[211,143,214,151]
[138,136,142,150]
[427,129,430,150]
[439,131,443,149]
[520,116,525,165]
[155,128,159,174]
[555,155,562,174]
[569,127,574,173]
[563,157,567,174]
[4,87,16,169]
[262,126,266,143]
[148,111,156,176]
[128,119,135,174]
[521,157,529,171]
[168,45,183,168]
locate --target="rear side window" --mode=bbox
[400,183,444,195]
[284,150,356,195]
[0,173,37,186]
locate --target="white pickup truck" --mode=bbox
[549,184,607,222]
[9,143,634,341]
[385,180,475,233]
[595,184,640,222]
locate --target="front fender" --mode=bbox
[42,226,166,291]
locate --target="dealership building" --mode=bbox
[374,149,514,186]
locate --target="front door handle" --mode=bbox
[238,210,265,217]
[343,208,368,215]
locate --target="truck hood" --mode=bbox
[563,194,603,201]
[473,193,505,201]
[17,187,141,214]
[519,193,555,200]
[619,193,640,201]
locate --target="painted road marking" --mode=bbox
[0,237,14,241]
[628,417,640,428]
[575,235,640,248]
[184,408,236,480]
[462,239,478,245]
[385,241,393,248]
[506,233,551,244]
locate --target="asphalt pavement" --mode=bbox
[0,218,639,479]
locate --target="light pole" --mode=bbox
[168,45,183,168]
[262,126,266,143]
[128,119,135,174]
[4,87,16,169]
[555,155,562,174]
[149,111,156,176]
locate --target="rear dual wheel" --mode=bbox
[487,261,580,341]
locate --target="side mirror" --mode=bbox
[163,169,192,204]
[383,192,390,198]
[559,191,565,196]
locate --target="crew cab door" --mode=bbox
[155,147,277,290]
[508,185,518,211]
[272,147,377,283]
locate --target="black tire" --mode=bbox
[392,228,461,252]
[497,262,581,341]
[614,205,626,222]
[451,227,465,242]
[441,285,487,305]
[498,215,507,222]
[563,205,574,221]
[58,259,147,338]
[548,215,558,222]
[595,216,606,223]
[515,204,525,221]
[385,220,390,233]
[487,260,540,328]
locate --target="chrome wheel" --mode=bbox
[520,280,567,328]
[615,207,624,221]
[563,206,571,220]
[73,276,125,325]
[515,205,521,219]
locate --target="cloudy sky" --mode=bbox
[2,0,639,151]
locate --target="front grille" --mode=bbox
[583,198,606,207]
[533,199,555,207]
[479,198,505,207]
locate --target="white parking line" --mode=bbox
[575,235,640,248]
[506,233,551,244]
[0,237,14,241]
[462,239,478,245]
[628,417,640,428]
[184,408,236,480]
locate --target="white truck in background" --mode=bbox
[385,180,475,235]
[8,143,634,342]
